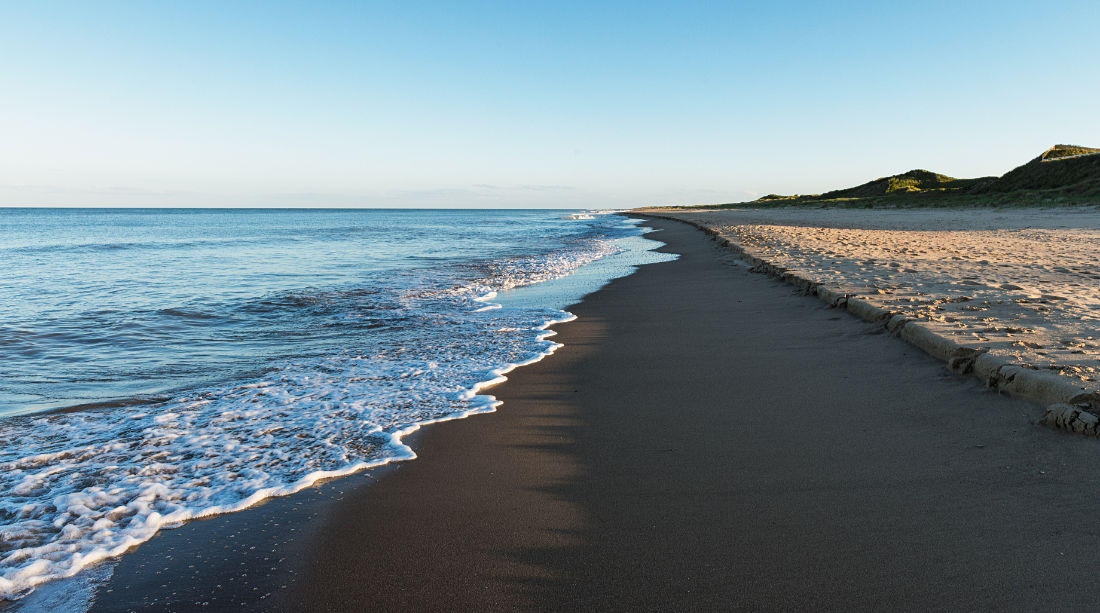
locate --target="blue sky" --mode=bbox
[1,1,1097,208]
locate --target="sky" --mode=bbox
[1,0,1098,208]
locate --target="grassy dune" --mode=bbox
[651,145,1100,210]
[1040,144,1100,160]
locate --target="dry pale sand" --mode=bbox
[666,207,1100,387]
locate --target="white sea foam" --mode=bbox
[0,220,658,601]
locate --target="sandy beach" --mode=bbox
[74,217,1100,611]
[7,2,1098,610]
[662,207,1100,390]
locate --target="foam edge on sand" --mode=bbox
[643,213,1100,438]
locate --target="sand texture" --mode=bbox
[662,208,1100,400]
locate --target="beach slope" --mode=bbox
[279,218,1100,610]
[86,218,1100,611]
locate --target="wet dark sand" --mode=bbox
[91,218,1100,611]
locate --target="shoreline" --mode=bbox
[2,213,659,606]
[2,305,579,610]
[84,218,1100,610]
[647,208,1100,433]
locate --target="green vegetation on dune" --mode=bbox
[645,144,1100,210]
[975,147,1100,196]
[1041,144,1100,161]
[819,169,989,199]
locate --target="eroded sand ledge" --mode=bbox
[645,207,1100,435]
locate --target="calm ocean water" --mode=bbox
[0,208,674,602]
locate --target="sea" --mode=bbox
[0,208,675,605]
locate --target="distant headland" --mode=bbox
[650,144,1100,209]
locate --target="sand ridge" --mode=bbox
[661,207,1100,389]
